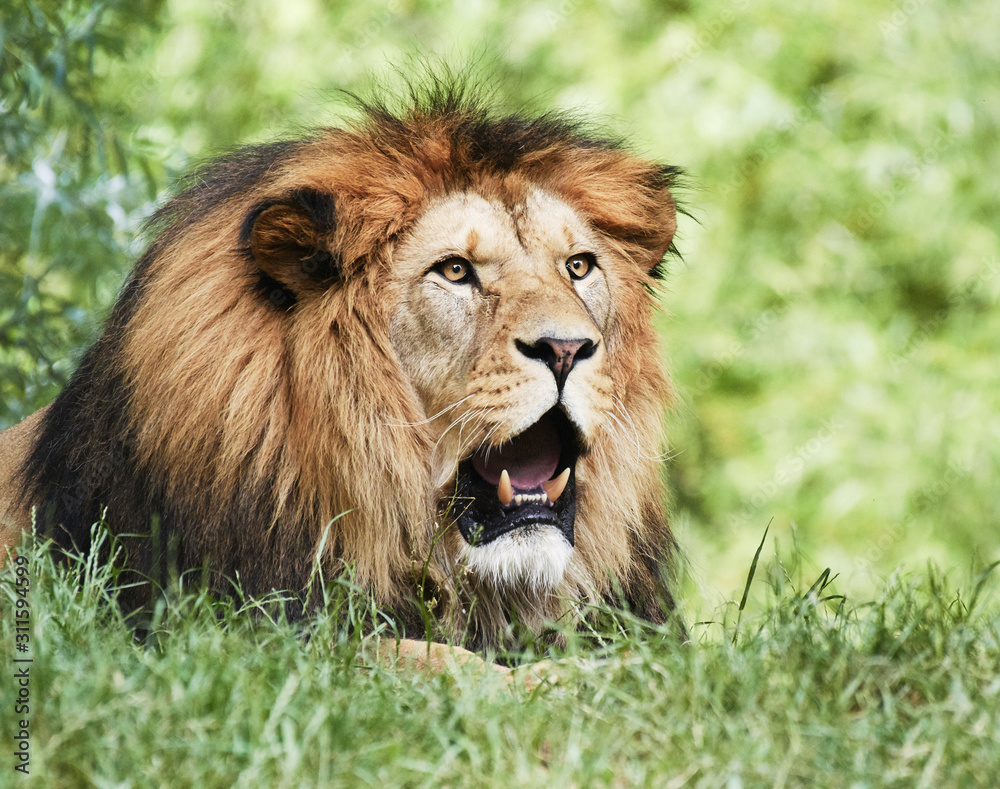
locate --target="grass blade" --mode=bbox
[734,519,771,642]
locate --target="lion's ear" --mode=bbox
[242,189,340,303]
[642,167,680,278]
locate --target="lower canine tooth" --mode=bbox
[498,469,513,506]
[542,468,571,504]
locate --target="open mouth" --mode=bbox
[451,408,582,547]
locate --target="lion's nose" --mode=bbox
[515,336,598,392]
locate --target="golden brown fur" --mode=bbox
[0,408,47,555]
[1,82,682,649]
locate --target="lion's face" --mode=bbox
[391,187,630,590]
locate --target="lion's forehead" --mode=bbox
[393,187,600,280]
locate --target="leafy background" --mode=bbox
[2,0,998,615]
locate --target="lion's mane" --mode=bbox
[19,81,683,647]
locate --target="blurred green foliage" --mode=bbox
[0,0,165,416]
[2,0,997,603]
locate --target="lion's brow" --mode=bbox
[465,228,480,258]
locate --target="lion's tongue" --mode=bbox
[472,418,560,490]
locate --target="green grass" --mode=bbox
[2,531,998,787]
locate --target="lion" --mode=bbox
[0,81,683,655]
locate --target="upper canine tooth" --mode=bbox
[542,468,571,504]
[498,469,513,506]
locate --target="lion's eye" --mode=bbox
[566,253,595,280]
[435,257,473,284]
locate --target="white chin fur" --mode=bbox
[459,526,573,591]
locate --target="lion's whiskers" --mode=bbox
[476,415,509,465]
[431,404,493,458]
[389,392,477,428]
[603,396,667,463]
[604,405,641,460]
